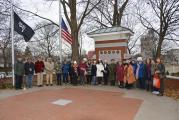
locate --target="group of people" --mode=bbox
[14,55,165,96]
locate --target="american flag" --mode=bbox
[61,18,72,44]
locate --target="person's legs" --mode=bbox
[26,75,29,88]
[15,75,19,89]
[64,73,68,84]
[46,73,49,85]
[19,76,23,89]
[104,74,108,85]
[159,78,164,96]
[37,73,40,86]
[29,75,33,88]
[56,73,60,85]
[50,73,53,85]
[40,72,43,86]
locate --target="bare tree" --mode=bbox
[137,0,179,58]
[61,0,102,61]
[30,22,59,58]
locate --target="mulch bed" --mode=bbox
[164,79,179,101]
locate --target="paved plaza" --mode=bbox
[0,86,179,120]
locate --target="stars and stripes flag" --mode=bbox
[61,18,72,45]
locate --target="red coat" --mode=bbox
[116,64,124,82]
[35,61,45,73]
[78,62,87,75]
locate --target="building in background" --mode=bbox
[88,26,133,63]
[140,29,157,60]
[164,49,179,64]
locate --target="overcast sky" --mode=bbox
[14,0,94,52]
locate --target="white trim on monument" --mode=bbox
[95,42,127,48]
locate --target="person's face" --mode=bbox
[147,59,150,64]
[38,57,41,61]
[18,57,22,61]
[156,58,161,63]
[28,59,31,63]
[119,62,122,65]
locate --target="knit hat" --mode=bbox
[137,57,143,62]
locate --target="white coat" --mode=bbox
[96,63,104,77]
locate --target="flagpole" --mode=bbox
[10,0,15,86]
[59,0,62,63]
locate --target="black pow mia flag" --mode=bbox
[14,12,35,42]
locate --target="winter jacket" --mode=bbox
[35,61,45,73]
[62,63,69,74]
[24,62,35,75]
[136,63,146,79]
[109,63,116,81]
[103,63,109,76]
[96,63,104,77]
[91,64,97,76]
[116,64,124,82]
[145,64,152,80]
[87,63,92,75]
[15,61,24,76]
[126,64,136,84]
[45,61,54,74]
[78,62,88,75]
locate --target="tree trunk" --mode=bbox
[70,0,79,62]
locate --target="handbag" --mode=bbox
[153,74,160,88]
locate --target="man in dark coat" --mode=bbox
[15,56,24,90]
[24,58,35,88]
[103,60,109,85]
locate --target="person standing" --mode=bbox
[125,61,136,89]
[24,58,35,88]
[45,58,54,86]
[109,59,116,86]
[55,61,62,85]
[116,61,124,88]
[86,60,92,84]
[35,56,45,87]
[135,57,146,89]
[15,56,24,90]
[103,60,109,85]
[71,61,78,86]
[145,58,152,91]
[91,60,97,85]
[150,59,156,92]
[78,60,88,85]
[96,60,104,85]
[155,58,165,96]
[62,60,69,84]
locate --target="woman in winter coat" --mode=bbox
[155,58,165,96]
[145,58,152,91]
[96,60,104,85]
[116,61,124,88]
[125,61,136,89]
[136,57,146,89]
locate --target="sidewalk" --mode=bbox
[0,86,179,120]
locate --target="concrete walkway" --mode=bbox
[0,86,179,120]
